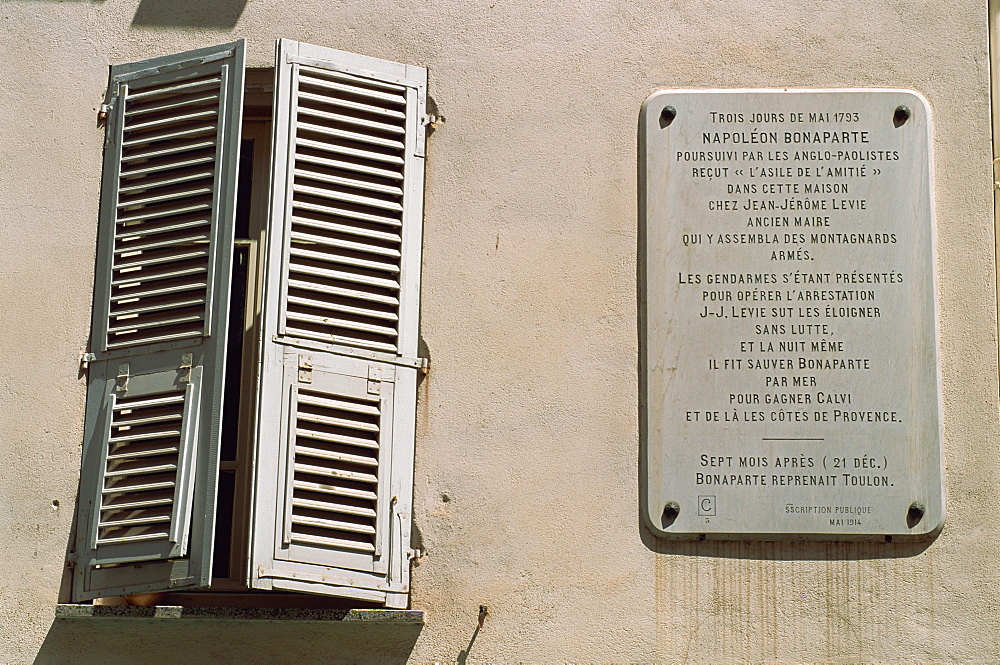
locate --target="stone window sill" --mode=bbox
[55,604,424,623]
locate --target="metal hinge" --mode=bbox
[80,353,97,371]
[98,103,111,122]
[115,363,129,392]
[368,365,381,394]
[298,355,312,383]
[178,353,193,384]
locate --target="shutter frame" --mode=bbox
[250,40,424,607]
[72,41,244,601]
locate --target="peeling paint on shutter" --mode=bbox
[73,41,243,602]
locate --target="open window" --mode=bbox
[72,39,427,609]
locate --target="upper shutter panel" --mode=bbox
[252,40,425,608]
[72,41,244,602]
[268,39,426,362]
[95,43,244,352]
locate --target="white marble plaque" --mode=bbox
[642,89,944,540]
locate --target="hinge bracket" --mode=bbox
[368,365,381,394]
[178,353,193,384]
[80,353,97,371]
[298,355,312,383]
[115,363,129,392]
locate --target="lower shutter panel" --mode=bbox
[287,386,382,556]
[97,382,197,558]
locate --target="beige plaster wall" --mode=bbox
[0,1,997,663]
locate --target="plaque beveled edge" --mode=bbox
[637,88,946,542]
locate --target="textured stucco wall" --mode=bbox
[1,1,997,663]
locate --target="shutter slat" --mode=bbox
[120,139,217,164]
[296,120,404,151]
[288,278,399,307]
[97,531,168,545]
[297,90,406,120]
[109,280,208,303]
[291,213,401,242]
[290,532,376,553]
[297,137,404,166]
[126,76,223,102]
[121,123,219,148]
[291,514,376,535]
[100,514,172,529]
[293,497,376,519]
[286,294,398,323]
[288,260,400,291]
[108,428,182,444]
[297,105,405,136]
[294,443,379,468]
[289,245,399,274]
[299,67,408,94]
[124,109,218,133]
[113,394,185,410]
[293,479,378,502]
[293,199,401,228]
[105,462,178,479]
[101,495,174,511]
[111,297,206,319]
[293,167,404,197]
[292,183,403,213]
[114,250,209,271]
[292,426,379,450]
[117,185,214,209]
[119,169,215,194]
[108,313,204,335]
[107,445,180,461]
[295,149,403,181]
[117,203,212,225]
[101,479,176,494]
[286,310,397,338]
[116,225,210,245]
[298,72,406,105]
[112,265,207,288]
[125,92,221,118]
[297,411,380,433]
[294,462,377,485]
[121,155,215,179]
[289,230,401,259]
[298,391,380,415]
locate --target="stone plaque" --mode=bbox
[641,89,943,540]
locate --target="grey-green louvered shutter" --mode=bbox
[72,41,244,601]
[250,40,426,608]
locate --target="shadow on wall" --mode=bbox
[34,618,421,664]
[132,0,247,29]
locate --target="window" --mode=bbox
[71,39,427,609]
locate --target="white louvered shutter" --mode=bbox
[251,40,425,608]
[72,41,244,601]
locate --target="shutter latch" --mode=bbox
[298,355,312,384]
[178,353,193,384]
[115,363,129,392]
